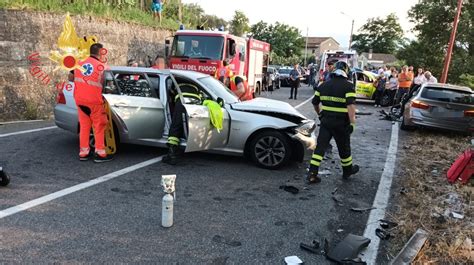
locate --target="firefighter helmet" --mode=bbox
[333,61,350,78]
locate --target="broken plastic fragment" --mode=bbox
[326,234,370,263]
[279,185,299,194]
[284,255,303,264]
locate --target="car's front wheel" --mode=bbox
[248,130,292,169]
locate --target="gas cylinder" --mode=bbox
[162,193,174,227]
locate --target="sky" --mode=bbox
[181,0,418,49]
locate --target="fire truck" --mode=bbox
[168,30,271,96]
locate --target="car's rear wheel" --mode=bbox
[248,130,292,169]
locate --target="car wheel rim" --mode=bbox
[255,136,286,167]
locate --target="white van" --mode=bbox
[316,50,358,82]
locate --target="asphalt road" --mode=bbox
[0,85,394,264]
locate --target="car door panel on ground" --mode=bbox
[106,72,165,140]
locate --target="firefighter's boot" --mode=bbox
[162,145,179,165]
[342,164,359,180]
[306,170,321,184]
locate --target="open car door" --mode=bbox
[168,73,230,153]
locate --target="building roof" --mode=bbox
[306,37,339,47]
[360,52,398,64]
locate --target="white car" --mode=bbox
[55,67,315,169]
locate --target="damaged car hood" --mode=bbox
[231,98,307,123]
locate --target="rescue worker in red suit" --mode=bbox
[226,75,253,101]
[214,60,233,82]
[73,43,113,162]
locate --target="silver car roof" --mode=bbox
[109,66,209,79]
[423,83,472,93]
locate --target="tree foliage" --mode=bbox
[397,0,474,83]
[251,21,304,60]
[351,13,404,54]
[230,10,250,37]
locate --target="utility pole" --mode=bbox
[341,12,354,50]
[304,27,308,66]
[440,0,463,83]
[349,19,354,50]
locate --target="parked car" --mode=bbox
[401,83,474,133]
[55,67,316,169]
[278,67,292,86]
[264,66,280,91]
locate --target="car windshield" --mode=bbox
[171,35,224,60]
[422,87,474,105]
[198,76,239,104]
[279,68,291,74]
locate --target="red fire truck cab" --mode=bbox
[168,30,270,97]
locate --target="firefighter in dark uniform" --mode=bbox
[307,61,359,183]
[162,81,202,165]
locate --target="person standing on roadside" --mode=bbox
[289,63,301,99]
[386,69,399,106]
[423,71,438,84]
[151,0,165,25]
[397,65,413,104]
[74,43,113,162]
[373,74,386,107]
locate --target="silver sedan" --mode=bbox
[54,67,316,169]
[401,83,474,133]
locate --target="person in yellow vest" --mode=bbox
[214,60,233,82]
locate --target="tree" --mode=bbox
[230,10,250,36]
[250,21,304,58]
[397,0,474,83]
[351,13,404,54]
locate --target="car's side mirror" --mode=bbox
[217,97,224,107]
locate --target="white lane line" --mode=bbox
[362,122,399,264]
[295,96,313,109]
[0,156,163,219]
[0,120,45,125]
[0,126,58,138]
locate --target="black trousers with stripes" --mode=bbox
[310,116,352,173]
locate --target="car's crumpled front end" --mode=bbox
[291,119,316,151]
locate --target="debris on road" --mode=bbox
[284,255,303,265]
[376,228,392,240]
[300,240,320,254]
[319,170,332,175]
[279,185,299,194]
[326,234,370,264]
[331,194,344,206]
[390,229,428,265]
[379,219,398,229]
[350,207,376,213]
[212,235,242,247]
[0,167,11,187]
[449,212,464,219]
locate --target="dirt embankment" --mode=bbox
[387,130,472,264]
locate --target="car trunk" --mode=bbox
[418,87,474,125]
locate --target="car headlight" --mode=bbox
[295,120,315,136]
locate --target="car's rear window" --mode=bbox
[421,87,474,105]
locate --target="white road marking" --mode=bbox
[295,96,313,109]
[0,156,163,219]
[362,122,399,264]
[0,119,45,125]
[0,126,58,138]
